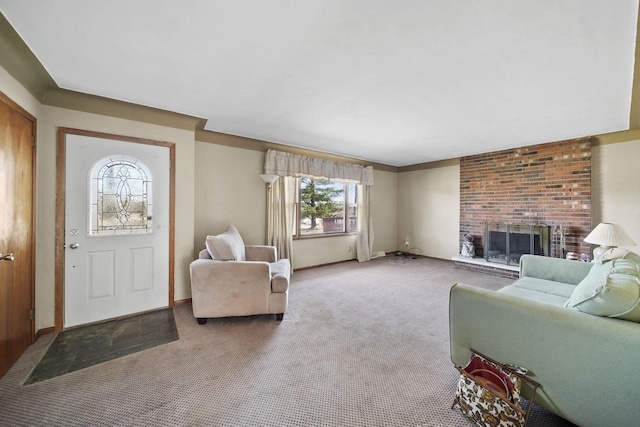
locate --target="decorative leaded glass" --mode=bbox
[89,155,153,236]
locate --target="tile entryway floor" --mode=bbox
[25,308,178,385]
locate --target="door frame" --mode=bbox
[55,128,175,332]
[0,90,36,344]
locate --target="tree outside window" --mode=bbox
[297,178,357,236]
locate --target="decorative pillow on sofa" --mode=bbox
[601,248,640,264]
[622,250,640,265]
[564,258,640,322]
[205,225,246,261]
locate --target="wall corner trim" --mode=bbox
[0,13,57,100]
[593,129,640,146]
[195,129,398,172]
[43,89,205,131]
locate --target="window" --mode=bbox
[89,155,153,236]
[295,178,357,237]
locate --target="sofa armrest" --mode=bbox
[449,283,640,427]
[270,259,291,293]
[245,245,277,263]
[519,254,593,285]
[190,259,270,287]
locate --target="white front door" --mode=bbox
[64,134,170,328]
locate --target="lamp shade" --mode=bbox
[260,174,279,184]
[584,223,636,247]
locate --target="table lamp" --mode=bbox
[584,223,636,260]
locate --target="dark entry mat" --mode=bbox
[25,308,178,385]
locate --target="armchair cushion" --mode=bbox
[205,225,246,261]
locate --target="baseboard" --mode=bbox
[174,298,192,306]
[35,326,55,338]
[293,258,357,272]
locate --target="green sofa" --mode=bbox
[450,253,640,427]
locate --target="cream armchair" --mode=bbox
[189,225,290,324]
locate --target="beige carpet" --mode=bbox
[0,256,575,426]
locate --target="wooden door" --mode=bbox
[0,92,35,378]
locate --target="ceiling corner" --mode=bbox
[0,12,57,101]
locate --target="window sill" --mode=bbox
[294,232,357,241]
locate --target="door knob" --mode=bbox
[69,243,80,249]
[0,253,15,261]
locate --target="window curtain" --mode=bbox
[356,184,374,262]
[265,177,281,256]
[264,149,374,185]
[266,176,295,262]
[264,149,375,263]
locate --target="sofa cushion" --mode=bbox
[498,277,573,307]
[505,277,576,299]
[519,254,593,285]
[205,225,246,261]
[564,258,640,321]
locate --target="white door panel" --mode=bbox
[131,247,154,292]
[87,250,115,299]
[64,134,169,328]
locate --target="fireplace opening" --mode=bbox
[484,223,550,266]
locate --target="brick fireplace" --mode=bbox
[459,136,592,263]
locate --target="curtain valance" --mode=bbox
[264,149,374,186]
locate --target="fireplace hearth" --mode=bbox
[484,223,550,266]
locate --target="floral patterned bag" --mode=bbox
[452,350,540,427]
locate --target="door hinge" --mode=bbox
[32,136,37,147]
[30,308,35,320]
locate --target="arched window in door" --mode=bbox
[89,155,153,236]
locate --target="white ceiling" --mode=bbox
[1,1,638,166]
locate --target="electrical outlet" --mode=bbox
[348,246,352,252]
[404,238,409,247]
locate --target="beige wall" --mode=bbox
[193,142,399,269]
[592,139,640,253]
[370,169,398,255]
[193,142,266,248]
[397,162,461,259]
[193,138,640,270]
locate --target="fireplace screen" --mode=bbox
[484,223,550,266]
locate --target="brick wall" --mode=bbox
[459,137,592,259]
